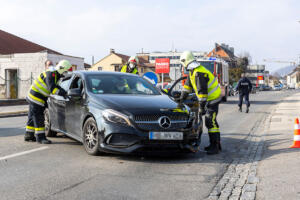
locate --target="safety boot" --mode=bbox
[24,132,36,142]
[238,106,242,112]
[205,133,222,151]
[36,133,52,144]
[206,134,221,155]
[246,106,249,113]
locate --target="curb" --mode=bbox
[0,110,28,118]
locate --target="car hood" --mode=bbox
[90,94,183,115]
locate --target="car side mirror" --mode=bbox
[67,88,82,97]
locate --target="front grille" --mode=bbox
[134,113,188,131]
[134,113,188,122]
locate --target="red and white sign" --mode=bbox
[257,76,264,84]
[155,58,170,74]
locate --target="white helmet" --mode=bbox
[128,56,139,69]
[180,51,198,71]
[55,60,72,74]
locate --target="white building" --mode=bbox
[0,29,84,99]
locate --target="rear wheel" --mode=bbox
[83,118,102,156]
[44,109,57,137]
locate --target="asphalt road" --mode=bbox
[0,90,295,200]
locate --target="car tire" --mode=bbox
[44,108,57,137]
[83,117,102,156]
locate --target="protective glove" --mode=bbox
[58,89,68,99]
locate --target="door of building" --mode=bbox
[5,69,18,99]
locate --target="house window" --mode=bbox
[114,66,120,71]
[98,67,103,71]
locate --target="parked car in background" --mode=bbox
[273,85,281,91]
[259,85,271,91]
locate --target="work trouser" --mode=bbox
[26,102,45,136]
[238,92,250,107]
[204,102,220,135]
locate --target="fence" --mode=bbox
[0,73,34,99]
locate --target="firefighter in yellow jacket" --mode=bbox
[25,60,72,144]
[179,51,222,155]
[120,56,139,75]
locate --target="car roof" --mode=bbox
[72,71,138,77]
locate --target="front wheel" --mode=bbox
[83,118,102,156]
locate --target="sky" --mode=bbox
[0,0,299,72]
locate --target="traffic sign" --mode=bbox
[143,72,158,86]
[155,58,170,73]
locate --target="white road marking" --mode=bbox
[0,146,49,161]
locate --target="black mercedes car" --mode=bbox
[45,71,198,155]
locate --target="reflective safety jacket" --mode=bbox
[183,65,221,104]
[27,68,65,107]
[120,65,138,75]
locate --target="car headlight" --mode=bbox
[102,109,132,127]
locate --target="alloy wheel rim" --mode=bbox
[85,123,97,150]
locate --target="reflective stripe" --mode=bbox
[295,124,300,130]
[208,77,217,88]
[34,80,50,95]
[208,96,222,105]
[26,126,35,130]
[208,129,220,133]
[294,135,300,141]
[212,112,217,129]
[199,97,207,102]
[52,88,58,95]
[35,130,45,134]
[198,94,208,98]
[208,84,220,96]
[27,93,45,106]
[38,76,47,87]
[31,85,49,97]
[26,126,35,132]
[35,127,45,131]
[183,85,192,92]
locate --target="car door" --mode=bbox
[48,76,72,132]
[65,75,85,138]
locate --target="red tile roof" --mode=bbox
[0,29,61,55]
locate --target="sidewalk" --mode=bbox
[256,92,300,199]
[0,105,28,118]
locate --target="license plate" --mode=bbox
[149,132,183,140]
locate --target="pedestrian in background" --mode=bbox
[236,73,252,113]
[44,60,53,70]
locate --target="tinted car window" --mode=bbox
[87,74,160,95]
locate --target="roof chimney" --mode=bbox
[110,48,115,54]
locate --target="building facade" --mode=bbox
[89,49,155,75]
[0,29,84,99]
[0,52,84,99]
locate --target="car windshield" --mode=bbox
[86,74,161,95]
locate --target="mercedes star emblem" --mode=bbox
[158,116,171,129]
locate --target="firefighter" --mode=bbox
[25,60,72,144]
[179,51,222,155]
[236,73,252,113]
[120,56,139,75]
